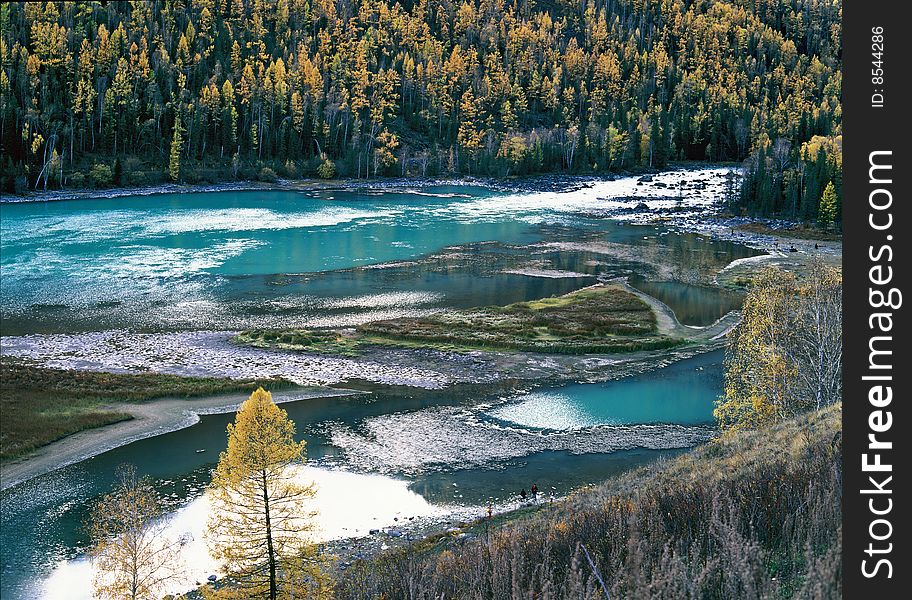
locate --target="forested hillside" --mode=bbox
[0,0,841,221]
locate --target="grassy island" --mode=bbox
[236,285,685,356]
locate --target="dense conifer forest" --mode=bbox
[0,0,841,222]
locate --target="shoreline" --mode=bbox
[0,171,843,492]
[0,329,727,495]
[1,163,731,204]
[0,387,359,492]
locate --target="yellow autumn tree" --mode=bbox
[715,263,842,433]
[715,268,799,432]
[88,464,184,600]
[457,89,483,167]
[168,114,183,182]
[205,388,330,599]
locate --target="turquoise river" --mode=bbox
[0,168,757,598]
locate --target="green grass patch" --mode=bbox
[0,359,295,461]
[238,286,684,355]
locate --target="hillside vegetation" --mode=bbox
[2,0,840,220]
[336,403,841,599]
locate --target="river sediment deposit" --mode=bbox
[0,167,841,598]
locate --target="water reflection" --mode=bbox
[627,275,744,326]
[1,352,722,598]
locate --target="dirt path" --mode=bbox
[0,387,358,492]
[607,279,741,341]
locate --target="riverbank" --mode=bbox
[333,403,842,597]
[1,162,731,204]
[0,332,723,492]
[0,360,300,461]
[0,385,358,492]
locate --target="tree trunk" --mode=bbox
[131,551,139,600]
[70,111,75,169]
[261,471,277,600]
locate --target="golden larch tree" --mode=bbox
[205,388,329,599]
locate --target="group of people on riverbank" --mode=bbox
[519,483,541,502]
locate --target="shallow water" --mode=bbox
[0,171,755,334]
[0,171,750,598]
[1,351,722,598]
[627,275,744,326]
[488,360,721,429]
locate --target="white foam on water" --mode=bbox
[95,238,265,279]
[144,207,399,235]
[501,268,593,279]
[444,168,732,222]
[320,291,444,309]
[0,210,148,245]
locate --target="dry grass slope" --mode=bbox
[336,405,841,599]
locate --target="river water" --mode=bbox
[0,169,756,598]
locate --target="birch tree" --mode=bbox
[715,263,842,432]
[794,261,843,410]
[88,464,184,600]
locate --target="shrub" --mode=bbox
[122,157,145,185]
[257,166,278,182]
[89,163,113,188]
[128,171,150,187]
[68,172,86,188]
[317,159,336,179]
[281,159,299,178]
